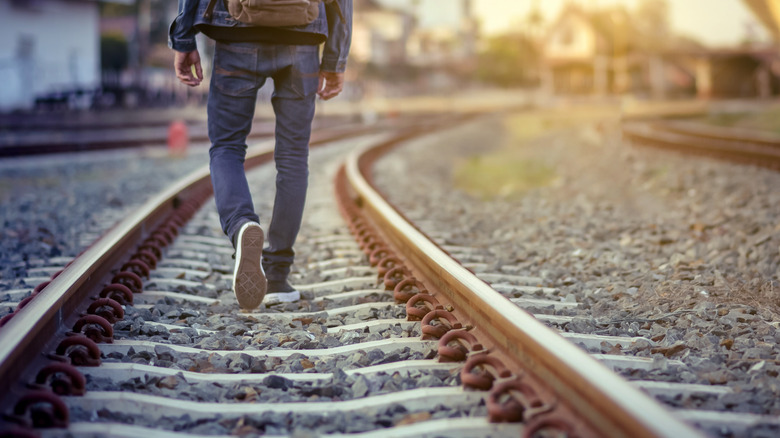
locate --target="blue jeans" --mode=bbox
[207,41,319,282]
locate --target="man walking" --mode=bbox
[169,0,352,309]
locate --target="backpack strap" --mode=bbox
[203,0,218,20]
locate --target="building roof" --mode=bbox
[544,4,641,55]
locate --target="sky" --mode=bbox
[379,0,770,47]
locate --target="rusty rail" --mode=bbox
[0,125,381,423]
[335,127,704,437]
[623,120,780,170]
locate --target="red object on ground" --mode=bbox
[168,120,189,156]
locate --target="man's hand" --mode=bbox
[317,71,344,100]
[174,50,203,87]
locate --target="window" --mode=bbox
[560,26,574,46]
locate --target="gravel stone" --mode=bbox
[372,114,780,433]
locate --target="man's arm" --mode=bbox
[319,0,352,100]
[169,0,203,86]
[169,0,201,53]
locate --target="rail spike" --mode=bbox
[405,293,440,321]
[393,277,427,303]
[111,271,143,294]
[487,378,545,423]
[120,259,151,279]
[383,266,409,291]
[13,390,69,429]
[359,233,380,254]
[54,335,101,366]
[131,249,158,270]
[461,353,512,391]
[72,314,113,344]
[421,308,461,340]
[368,245,390,266]
[35,363,86,396]
[438,329,483,362]
[99,283,134,306]
[376,255,403,278]
[86,298,125,324]
[137,242,162,260]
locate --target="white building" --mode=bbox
[352,0,414,66]
[0,0,112,111]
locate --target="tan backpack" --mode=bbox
[204,0,343,27]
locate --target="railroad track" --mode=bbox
[1,114,771,437]
[0,111,355,157]
[622,119,780,170]
[371,117,780,438]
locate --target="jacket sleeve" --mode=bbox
[168,0,200,52]
[321,0,352,72]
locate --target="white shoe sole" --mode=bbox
[232,222,267,309]
[264,289,301,305]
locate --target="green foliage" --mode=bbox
[101,33,129,71]
[454,155,556,199]
[100,2,134,17]
[475,34,539,88]
[453,113,559,199]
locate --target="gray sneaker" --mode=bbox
[232,222,267,309]
[264,280,300,305]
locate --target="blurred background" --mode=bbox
[1,0,780,113]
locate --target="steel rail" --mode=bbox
[622,121,780,170]
[0,125,379,413]
[652,119,780,148]
[342,133,705,438]
[0,154,233,411]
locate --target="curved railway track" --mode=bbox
[622,119,780,170]
[2,113,772,437]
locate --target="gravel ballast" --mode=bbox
[372,111,780,437]
[0,145,211,296]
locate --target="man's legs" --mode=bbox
[207,42,264,243]
[208,42,269,309]
[262,44,319,286]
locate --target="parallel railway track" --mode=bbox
[2,113,775,437]
[622,119,780,170]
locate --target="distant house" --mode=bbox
[542,5,649,96]
[406,0,478,70]
[540,4,696,98]
[689,48,780,99]
[352,0,414,67]
[353,0,477,69]
[541,3,780,99]
[0,0,110,111]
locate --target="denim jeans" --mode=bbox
[207,41,319,282]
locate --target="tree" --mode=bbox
[101,33,129,72]
[475,33,539,88]
[635,0,670,52]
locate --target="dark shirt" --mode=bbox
[198,25,325,46]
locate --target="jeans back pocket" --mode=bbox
[213,42,259,97]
